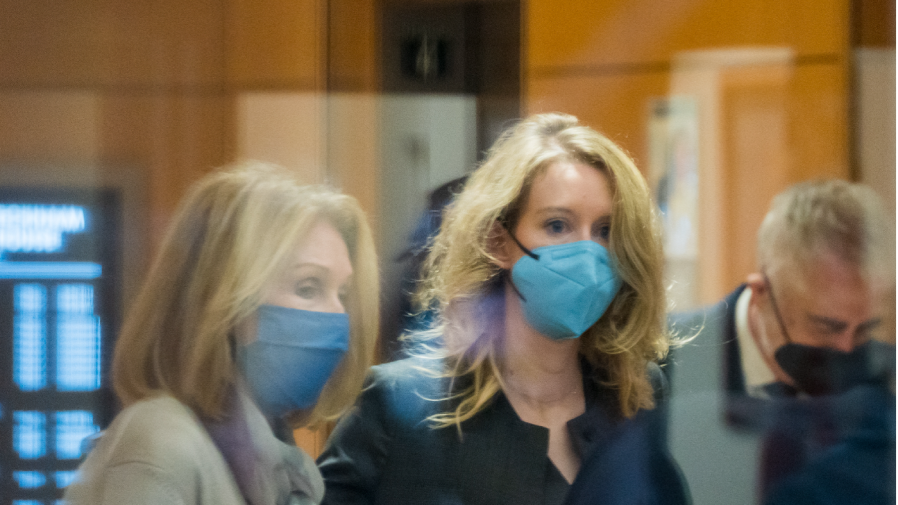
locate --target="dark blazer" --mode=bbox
[318,357,685,505]
[562,406,690,505]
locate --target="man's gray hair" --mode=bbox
[756,179,894,279]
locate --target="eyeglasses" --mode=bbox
[762,272,793,344]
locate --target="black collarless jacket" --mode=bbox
[317,357,684,505]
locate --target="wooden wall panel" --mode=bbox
[98,94,230,256]
[527,72,670,172]
[720,68,792,294]
[96,0,225,87]
[527,0,849,70]
[856,0,896,47]
[0,0,225,86]
[789,64,850,181]
[0,1,103,85]
[0,91,102,163]
[235,92,327,184]
[328,0,380,92]
[789,0,851,55]
[326,94,382,234]
[225,0,325,88]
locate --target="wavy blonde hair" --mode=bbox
[413,113,668,428]
[113,161,379,426]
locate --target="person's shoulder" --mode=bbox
[362,357,446,426]
[100,396,216,469]
[114,396,202,432]
[67,396,243,504]
[668,284,746,336]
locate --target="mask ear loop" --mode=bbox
[500,222,540,260]
[763,272,793,344]
[498,221,539,302]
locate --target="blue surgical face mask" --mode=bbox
[506,231,622,340]
[239,304,350,419]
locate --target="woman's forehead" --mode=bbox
[289,221,353,273]
[523,161,613,214]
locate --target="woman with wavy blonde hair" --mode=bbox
[66,162,379,505]
[319,113,684,505]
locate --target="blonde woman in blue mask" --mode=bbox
[65,162,379,505]
[318,113,686,505]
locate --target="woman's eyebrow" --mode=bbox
[293,262,353,285]
[534,206,575,216]
[291,262,329,273]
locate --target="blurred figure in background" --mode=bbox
[384,174,469,360]
[64,163,380,504]
[670,179,895,505]
[318,113,687,505]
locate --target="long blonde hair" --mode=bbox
[413,113,668,428]
[113,161,379,426]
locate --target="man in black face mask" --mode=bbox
[741,205,893,400]
[744,271,892,397]
[667,179,895,505]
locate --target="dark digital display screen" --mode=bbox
[0,189,119,504]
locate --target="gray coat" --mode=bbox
[64,394,324,505]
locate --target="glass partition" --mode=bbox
[0,0,893,503]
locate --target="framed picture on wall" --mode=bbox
[648,96,700,310]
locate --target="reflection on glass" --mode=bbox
[0,192,116,503]
[0,204,85,254]
[54,470,79,489]
[14,283,47,392]
[13,470,47,490]
[56,284,101,392]
[55,411,99,460]
[13,411,47,459]
[0,1,892,503]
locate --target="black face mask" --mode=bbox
[773,342,880,396]
[764,273,894,396]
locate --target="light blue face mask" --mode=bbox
[239,305,350,419]
[508,233,622,340]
